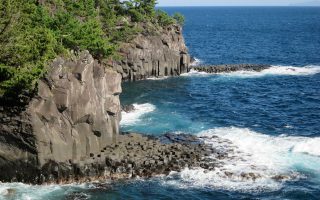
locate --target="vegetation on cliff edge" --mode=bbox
[0,0,185,101]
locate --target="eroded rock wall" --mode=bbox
[113,25,191,80]
[0,51,122,183]
[0,24,191,183]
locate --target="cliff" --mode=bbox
[0,51,122,183]
[0,24,191,183]
[113,25,191,81]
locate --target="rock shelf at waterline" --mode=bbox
[4,132,296,185]
[192,64,271,73]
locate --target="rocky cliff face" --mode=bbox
[113,25,191,81]
[0,24,191,183]
[0,51,122,183]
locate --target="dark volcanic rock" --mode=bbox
[113,25,191,81]
[121,105,135,113]
[0,51,122,184]
[192,64,271,73]
[0,131,220,184]
[0,25,192,184]
[0,24,193,184]
[92,132,219,179]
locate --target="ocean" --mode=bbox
[1,7,320,200]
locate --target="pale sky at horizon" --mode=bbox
[157,0,318,6]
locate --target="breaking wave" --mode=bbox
[120,103,156,126]
[190,57,203,66]
[184,65,320,77]
[181,69,210,77]
[147,76,169,80]
[164,127,320,192]
[222,65,320,77]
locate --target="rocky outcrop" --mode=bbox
[0,130,224,184]
[192,64,271,73]
[0,51,122,183]
[94,133,217,179]
[0,24,192,183]
[113,25,191,81]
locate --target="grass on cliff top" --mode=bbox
[0,0,185,102]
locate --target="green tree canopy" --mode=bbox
[0,0,185,101]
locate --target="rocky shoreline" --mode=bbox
[2,131,292,185]
[1,132,223,184]
[192,64,271,73]
[0,22,192,184]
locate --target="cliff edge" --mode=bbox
[114,25,191,81]
[0,23,191,183]
[0,51,122,183]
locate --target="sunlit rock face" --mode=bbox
[113,25,191,81]
[0,51,122,183]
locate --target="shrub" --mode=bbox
[173,13,185,26]
[0,0,185,100]
[156,10,175,27]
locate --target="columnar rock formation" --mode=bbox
[0,51,122,183]
[0,24,191,183]
[113,25,191,80]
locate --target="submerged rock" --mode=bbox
[65,192,90,200]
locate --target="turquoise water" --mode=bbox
[1,7,320,200]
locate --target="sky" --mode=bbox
[157,0,319,6]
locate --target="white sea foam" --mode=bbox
[120,103,156,126]
[164,127,320,192]
[0,183,64,200]
[147,76,169,80]
[183,65,320,78]
[181,69,209,77]
[190,57,202,66]
[291,137,320,156]
[220,65,320,77]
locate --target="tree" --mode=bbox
[0,0,183,100]
[173,13,185,26]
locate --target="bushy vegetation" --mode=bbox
[0,0,185,100]
[173,13,185,26]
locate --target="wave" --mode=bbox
[0,183,67,200]
[2,127,320,195]
[291,137,320,156]
[221,65,320,77]
[0,182,94,200]
[190,57,202,66]
[147,76,169,81]
[120,103,156,126]
[181,69,209,77]
[164,127,320,192]
[183,65,320,77]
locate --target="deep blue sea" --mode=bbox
[1,7,320,200]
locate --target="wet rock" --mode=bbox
[272,175,291,181]
[192,64,271,74]
[65,192,90,200]
[240,172,262,181]
[121,104,135,113]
